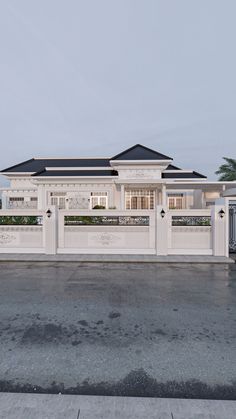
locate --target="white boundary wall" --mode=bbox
[0,200,229,256]
[169,209,212,255]
[57,210,156,254]
[0,210,45,253]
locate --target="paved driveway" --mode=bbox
[0,262,236,399]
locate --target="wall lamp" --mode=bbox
[160,209,166,218]
[218,209,225,218]
[46,209,52,218]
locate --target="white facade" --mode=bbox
[0,144,235,256]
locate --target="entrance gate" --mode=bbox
[229,201,236,253]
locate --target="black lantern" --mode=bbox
[218,209,225,218]
[46,209,52,218]
[160,209,166,218]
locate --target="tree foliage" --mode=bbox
[215,157,236,181]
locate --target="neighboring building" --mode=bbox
[0,144,234,211]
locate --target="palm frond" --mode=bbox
[215,157,236,181]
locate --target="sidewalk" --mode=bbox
[0,253,234,264]
[0,393,236,419]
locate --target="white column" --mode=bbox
[212,198,228,257]
[44,205,58,254]
[1,191,7,209]
[120,184,125,210]
[156,188,160,206]
[156,205,168,255]
[161,184,167,206]
[193,190,203,209]
[38,185,47,210]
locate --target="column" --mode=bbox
[37,185,47,210]
[193,189,203,209]
[44,205,58,254]
[156,205,169,255]
[120,184,125,210]
[212,198,228,257]
[161,184,167,206]
[1,191,8,209]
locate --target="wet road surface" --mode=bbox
[0,262,236,399]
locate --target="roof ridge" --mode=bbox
[111,144,173,160]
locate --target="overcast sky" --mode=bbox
[0,0,236,185]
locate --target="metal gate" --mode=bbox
[229,202,236,252]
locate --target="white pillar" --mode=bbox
[193,190,203,209]
[156,205,168,255]
[212,198,228,257]
[156,188,160,206]
[1,191,7,209]
[161,184,167,206]
[120,184,125,210]
[44,205,58,254]
[38,185,47,210]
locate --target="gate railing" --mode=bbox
[229,202,236,252]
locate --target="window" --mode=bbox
[206,201,215,208]
[90,192,108,209]
[125,190,154,210]
[9,197,24,202]
[168,194,184,209]
[30,197,38,202]
[50,192,67,209]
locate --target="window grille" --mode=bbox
[9,197,24,201]
[168,194,184,209]
[125,190,154,210]
[90,192,108,209]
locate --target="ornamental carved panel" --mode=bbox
[90,233,121,247]
[0,233,17,245]
[118,169,161,179]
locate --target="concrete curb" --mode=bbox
[0,254,234,264]
[0,393,236,419]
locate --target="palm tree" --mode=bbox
[216,157,236,181]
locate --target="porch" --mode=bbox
[0,181,231,211]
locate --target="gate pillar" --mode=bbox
[44,205,58,254]
[212,199,228,257]
[156,205,168,255]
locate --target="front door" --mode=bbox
[229,201,236,253]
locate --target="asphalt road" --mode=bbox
[0,261,236,399]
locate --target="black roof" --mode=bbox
[32,169,118,177]
[162,171,206,179]
[165,164,181,170]
[0,144,206,178]
[1,158,110,173]
[111,144,172,161]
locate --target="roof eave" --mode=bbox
[110,159,172,166]
[32,175,117,180]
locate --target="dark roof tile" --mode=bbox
[1,158,110,173]
[32,169,118,177]
[162,171,206,179]
[111,144,173,161]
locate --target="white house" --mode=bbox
[0,144,236,256]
